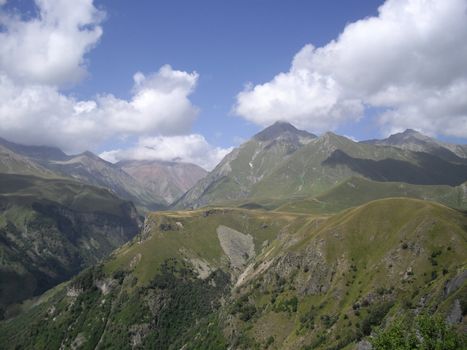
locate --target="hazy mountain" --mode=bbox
[0,173,142,314]
[174,123,467,209]
[173,121,317,208]
[362,129,467,161]
[0,138,167,211]
[117,160,207,204]
[45,152,167,211]
[2,198,464,349]
[0,143,57,177]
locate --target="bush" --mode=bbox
[371,314,466,350]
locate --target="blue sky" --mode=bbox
[82,0,383,149]
[0,0,466,169]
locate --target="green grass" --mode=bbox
[277,177,467,214]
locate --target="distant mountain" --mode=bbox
[173,121,317,208]
[362,129,467,161]
[117,160,207,204]
[0,137,69,161]
[174,123,467,209]
[0,138,167,211]
[0,173,142,313]
[45,152,167,211]
[2,198,465,349]
[0,143,57,177]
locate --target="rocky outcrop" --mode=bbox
[217,225,255,269]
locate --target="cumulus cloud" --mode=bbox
[234,0,467,138]
[0,0,104,86]
[100,135,233,171]
[0,0,201,156]
[0,65,199,152]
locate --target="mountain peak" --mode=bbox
[402,128,420,135]
[253,121,316,141]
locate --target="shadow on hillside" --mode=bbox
[322,150,467,186]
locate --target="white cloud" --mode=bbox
[0,0,200,154]
[234,0,467,138]
[100,135,232,171]
[0,0,104,86]
[0,65,199,152]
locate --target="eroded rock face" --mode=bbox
[446,299,463,324]
[129,323,151,348]
[444,270,467,296]
[95,278,118,296]
[216,225,255,269]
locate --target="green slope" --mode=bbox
[277,177,467,214]
[251,132,467,199]
[0,174,142,314]
[1,198,465,349]
[173,122,316,209]
[175,125,467,210]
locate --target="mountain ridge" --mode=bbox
[175,123,467,209]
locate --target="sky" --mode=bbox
[0,0,466,170]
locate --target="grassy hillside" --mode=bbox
[277,177,467,214]
[1,198,465,349]
[0,174,142,315]
[176,127,467,210]
[251,133,467,200]
[174,122,316,209]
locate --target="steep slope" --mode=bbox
[0,138,166,211]
[362,129,467,160]
[46,152,167,211]
[173,121,316,209]
[174,125,467,210]
[1,198,465,349]
[0,173,142,314]
[117,160,207,204]
[277,177,467,214]
[250,131,467,199]
[0,144,57,177]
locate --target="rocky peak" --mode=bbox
[253,121,316,142]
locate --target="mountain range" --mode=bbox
[174,122,467,209]
[0,137,207,210]
[0,122,466,349]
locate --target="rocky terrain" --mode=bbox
[117,159,207,204]
[0,174,142,316]
[0,198,465,349]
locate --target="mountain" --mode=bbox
[45,152,167,211]
[1,198,464,349]
[174,124,467,209]
[117,160,207,204]
[173,121,317,208]
[0,143,57,177]
[0,173,142,315]
[0,137,167,211]
[362,129,467,161]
